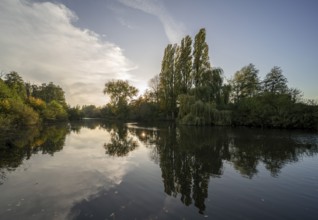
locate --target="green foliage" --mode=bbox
[179,100,232,126]
[232,93,318,129]
[178,96,219,126]
[4,71,27,100]
[220,84,231,106]
[81,105,101,118]
[230,64,260,102]
[178,94,196,120]
[0,71,70,127]
[103,80,138,119]
[176,35,193,94]
[1,77,40,126]
[28,96,47,112]
[31,82,67,107]
[129,96,159,121]
[193,28,211,87]
[159,44,179,119]
[157,28,229,121]
[0,80,14,99]
[213,110,232,126]
[200,68,224,104]
[43,100,68,121]
[0,97,39,126]
[263,66,288,94]
[67,105,83,120]
[148,75,160,104]
[0,115,12,130]
[155,29,318,129]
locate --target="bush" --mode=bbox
[43,100,68,121]
[0,98,40,126]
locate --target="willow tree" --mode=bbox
[192,28,211,88]
[201,68,224,103]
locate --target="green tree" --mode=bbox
[32,82,67,107]
[43,100,68,120]
[0,79,12,99]
[159,44,178,119]
[27,96,47,112]
[1,77,40,126]
[196,67,224,104]
[176,35,193,94]
[148,74,160,105]
[288,87,302,103]
[129,94,159,121]
[263,66,288,94]
[192,28,211,87]
[230,64,260,102]
[4,71,27,100]
[67,105,82,120]
[220,84,232,106]
[81,105,101,118]
[103,80,138,118]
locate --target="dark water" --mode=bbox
[0,120,318,220]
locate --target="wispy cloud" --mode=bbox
[117,0,185,43]
[0,0,136,106]
[117,17,135,29]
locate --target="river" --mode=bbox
[0,120,318,219]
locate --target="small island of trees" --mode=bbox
[1,28,318,130]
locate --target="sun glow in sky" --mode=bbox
[1,0,317,106]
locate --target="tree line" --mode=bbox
[102,28,318,129]
[1,28,318,129]
[0,71,68,128]
[0,71,152,128]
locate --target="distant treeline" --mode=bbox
[1,28,318,130]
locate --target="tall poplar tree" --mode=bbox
[192,28,211,87]
[175,35,193,94]
[159,44,178,118]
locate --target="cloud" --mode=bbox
[117,0,185,43]
[0,0,136,106]
[0,127,136,219]
[117,17,135,29]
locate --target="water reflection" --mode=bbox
[110,124,318,214]
[1,121,318,218]
[0,123,70,184]
[104,123,139,157]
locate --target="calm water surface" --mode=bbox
[0,120,318,220]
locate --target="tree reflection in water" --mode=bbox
[104,123,139,157]
[1,121,317,215]
[123,124,318,214]
[0,123,70,184]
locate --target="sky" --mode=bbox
[1,0,317,106]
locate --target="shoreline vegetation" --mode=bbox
[1,28,318,130]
